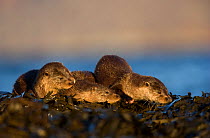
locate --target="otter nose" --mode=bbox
[115,94,120,99]
[68,77,76,85]
[165,97,172,102]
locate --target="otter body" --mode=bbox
[12,62,75,98]
[94,55,172,104]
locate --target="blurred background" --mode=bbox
[0,0,209,96]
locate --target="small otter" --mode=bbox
[94,55,172,104]
[61,80,121,104]
[12,62,75,98]
[72,71,96,83]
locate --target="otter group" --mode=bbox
[12,55,172,104]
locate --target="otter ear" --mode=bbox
[144,82,150,87]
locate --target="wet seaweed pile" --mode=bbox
[0,92,210,137]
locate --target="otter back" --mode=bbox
[94,55,132,87]
[12,70,39,96]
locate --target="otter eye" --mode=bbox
[59,77,63,80]
[44,72,49,76]
[145,82,150,87]
[105,91,109,94]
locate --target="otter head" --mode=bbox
[72,71,96,83]
[111,73,172,104]
[89,85,121,104]
[34,62,75,98]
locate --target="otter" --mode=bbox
[61,80,121,104]
[94,55,172,104]
[12,62,75,98]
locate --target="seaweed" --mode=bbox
[0,91,210,137]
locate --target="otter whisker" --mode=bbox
[149,104,155,111]
[143,100,149,105]
[147,101,156,111]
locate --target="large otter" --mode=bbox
[94,55,172,104]
[12,62,75,98]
